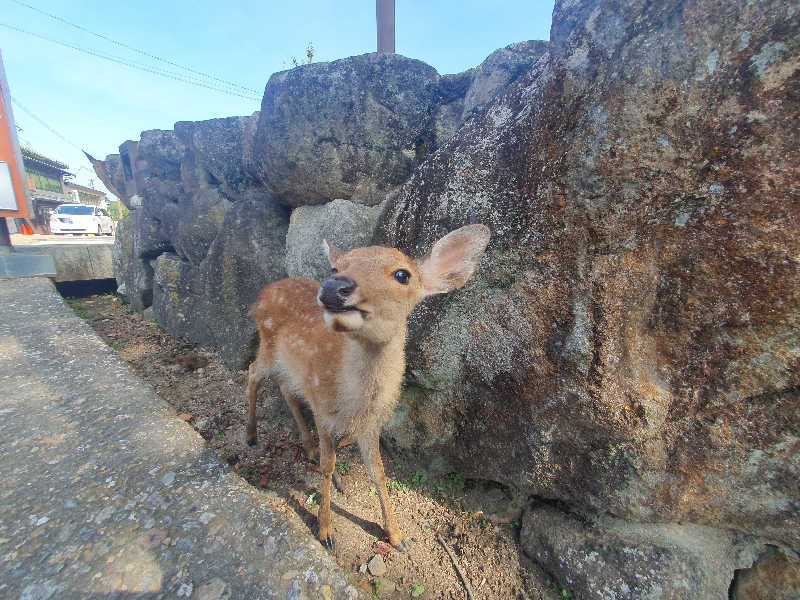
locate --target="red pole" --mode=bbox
[376,0,395,53]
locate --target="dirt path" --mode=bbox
[68,294,561,600]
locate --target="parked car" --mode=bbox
[50,204,113,236]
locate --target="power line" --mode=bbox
[8,0,261,95]
[10,95,86,152]
[0,22,262,101]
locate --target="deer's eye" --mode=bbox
[330,267,338,275]
[393,269,410,285]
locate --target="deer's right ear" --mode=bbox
[322,239,344,267]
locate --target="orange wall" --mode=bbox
[0,52,31,219]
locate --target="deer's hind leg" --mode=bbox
[279,379,319,461]
[246,343,273,446]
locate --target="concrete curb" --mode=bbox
[0,277,362,599]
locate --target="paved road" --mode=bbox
[0,277,361,600]
[9,233,114,246]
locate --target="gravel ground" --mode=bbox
[65,292,563,600]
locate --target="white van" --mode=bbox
[50,204,113,236]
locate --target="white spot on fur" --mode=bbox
[263,318,273,329]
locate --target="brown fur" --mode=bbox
[246,225,490,550]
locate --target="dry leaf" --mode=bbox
[373,540,392,556]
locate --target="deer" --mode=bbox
[246,224,490,551]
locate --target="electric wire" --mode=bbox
[8,0,261,95]
[10,95,86,152]
[0,22,262,101]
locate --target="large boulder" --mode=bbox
[730,548,800,600]
[251,53,441,207]
[520,502,763,599]
[153,195,287,367]
[250,48,548,208]
[284,198,386,282]
[377,0,799,556]
[111,209,170,311]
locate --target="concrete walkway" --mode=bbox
[0,277,361,600]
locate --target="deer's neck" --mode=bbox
[337,330,407,435]
[345,330,407,388]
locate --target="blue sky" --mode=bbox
[1,0,554,196]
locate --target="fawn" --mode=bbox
[246,224,490,551]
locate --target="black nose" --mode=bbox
[319,277,356,308]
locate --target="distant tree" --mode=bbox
[107,200,129,221]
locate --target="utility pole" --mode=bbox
[376,0,395,53]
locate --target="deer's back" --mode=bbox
[250,278,345,417]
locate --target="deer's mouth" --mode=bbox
[321,304,368,333]
[323,305,367,315]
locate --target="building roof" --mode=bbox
[64,181,105,196]
[21,147,70,173]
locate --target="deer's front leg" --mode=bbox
[316,426,336,551]
[358,435,407,551]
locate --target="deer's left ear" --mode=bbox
[419,224,490,296]
[322,239,344,267]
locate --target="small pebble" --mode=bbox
[373,577,396,595]
[195,578,231,600]
[367,554,386,577]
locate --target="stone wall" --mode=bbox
[93,3,800,595]
[98,46,546,368]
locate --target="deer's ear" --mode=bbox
[419,224,490,296]
[322,239,344,267]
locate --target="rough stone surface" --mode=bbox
[461,40,549,120]
[0,277,362,600]
[285,198,386,282]
[153,195,288,368]
[112,208,171,311]
[730,549,800,600]
[96,115,290,367]
[520,502,765,599]
[376,0,800,550]
[252,53,441,208]
[252,49,548,209]
[95,44,545,368]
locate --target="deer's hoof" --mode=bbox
[392,539,408,553]
[314,525,335,552]
[246,437,256,447]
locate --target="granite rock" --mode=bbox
[377,0,800,549]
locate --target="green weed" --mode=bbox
[410,470,427,487]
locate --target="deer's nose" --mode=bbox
[319,277,356,307]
